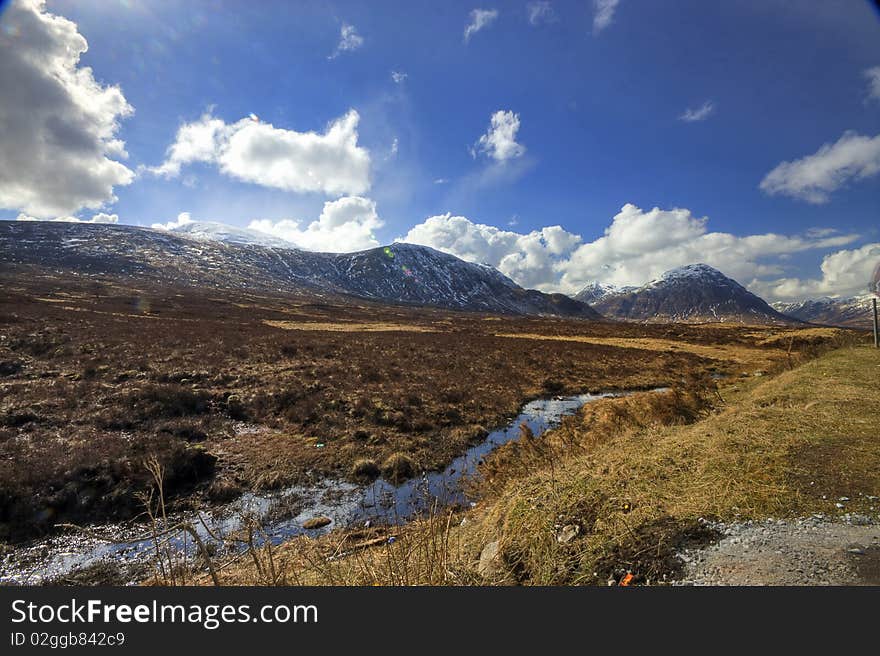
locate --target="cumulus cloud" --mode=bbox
[329,23,363,59]
[557,204,855,293]
[464,9,498,42]
[148,113,227,179]
[593,0,620,34]
[750,242,880,301]
[151,212,193,231]
[402,213,580,290]
[865,66,880,103]
[400,204,859,298]
[148,110,371,195]
[679,100,716,122]
[473,110,526,162]
[88,212,119,224]
[16,212,119,224]
[759,131,880,203]
[248,196,383,252]
[0,0,134,218]
[391,71,408,84]
[527,2,557,25]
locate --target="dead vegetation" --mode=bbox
[201,344,879,586]
[0,271,862,548]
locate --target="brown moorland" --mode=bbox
[0,269,854,543]
[201,343,878,586]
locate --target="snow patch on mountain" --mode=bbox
[588,263,796,324]
[157,220,297,249]
[772,294,876,328]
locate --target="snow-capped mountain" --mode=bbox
[573,282,627,305]
[588,263,797,324]
[771,295,876,329]
[328,243,598,316]
[0,221,601,319]
[161,220,296,249]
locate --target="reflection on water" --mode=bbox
[1,389,664,584]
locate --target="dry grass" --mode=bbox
[0,269,863,546]
[207,344,880,586]
[1,275,732,542]
[473,344,880,585]
[494,329,844,369]
[264,320,438,333]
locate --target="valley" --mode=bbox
[0,266,852,546]
[0,221,871,585]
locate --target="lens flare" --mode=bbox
[134,296,151,314]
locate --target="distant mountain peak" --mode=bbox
[157,220,296,249]
[587,262,795,325]
[655,263,734,284]
[573,281,621,304]
[773,294,875,328]
[386,241,437,253]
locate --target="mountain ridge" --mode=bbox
[772,295,876,329]
[579,263,798,324]
[0,220,601,319]
[158,220,297,249]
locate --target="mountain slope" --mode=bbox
[0,221,601,319]
[772,296,876,329]
[572,282,629,305]
[163,221,296,249]
[590,263,797,324]
[329,243,599,316]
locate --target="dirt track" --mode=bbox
[677,514,880,585]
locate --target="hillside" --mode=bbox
[0,220,601,318]
[772,296,876,329]
[585,264,798,324]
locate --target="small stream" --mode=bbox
[0,389,664,584]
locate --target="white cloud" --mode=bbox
[593,0,620,34]
[391,71,408,84]
[473,110,526,162]
[401,214,583,290]
[679,100,716,122]
[151,212,193,231]
[16,212,119,224]
[329,23,363,59]
[148,113,227,178]
[865,66,880,103]
[248,196,383,252]
[89,212,119,224]
[0,0,134,218]
[149,110,371,195]
[557,204,854,293]
[760,131,880,203]
[400,204,859,298]
[527,2,557,25]
[464,9,498,42]
[750,242,880,301]
[433,178,449,185]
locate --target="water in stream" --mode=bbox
[0,389,662,584]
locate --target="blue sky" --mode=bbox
[1,0,879,300]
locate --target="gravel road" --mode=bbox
[676,513,880,586]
